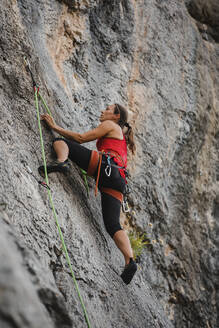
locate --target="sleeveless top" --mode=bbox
[96,135,127,180]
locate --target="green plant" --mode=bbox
[128,231,150,260]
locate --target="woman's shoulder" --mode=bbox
[99,120,121,134]
[99,120,117,128]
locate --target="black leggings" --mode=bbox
[53,138,126,238]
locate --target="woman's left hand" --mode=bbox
[40,114,56,130]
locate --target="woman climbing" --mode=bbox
[39,104,137,284]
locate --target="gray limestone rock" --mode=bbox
[0,0,218,327]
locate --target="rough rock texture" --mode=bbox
[0,0,218,327]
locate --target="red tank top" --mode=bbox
[96,135,127,180]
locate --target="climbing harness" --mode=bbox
[86,149,131,211]
[86,150,124,202]
[24,57,91,328]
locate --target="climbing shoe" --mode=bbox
[38,159,70,176]
[121,258,137,285]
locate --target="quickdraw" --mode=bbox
[122,184,131,213]
[24,56,37,88]
[26,165,50,190]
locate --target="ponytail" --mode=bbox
[114,104,136,155]
[124,122,136,155]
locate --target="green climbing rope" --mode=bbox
[34,88,91,328]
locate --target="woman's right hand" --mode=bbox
[40,114,56,130]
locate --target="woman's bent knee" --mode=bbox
[105,224,123,239]
[53,138,68,147]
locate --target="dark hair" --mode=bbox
[114,104,136,154]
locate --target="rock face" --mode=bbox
[0,0,218,327]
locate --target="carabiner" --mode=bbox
[105,156,112,177]
[105,165,112,177]
[26,165,50,190]
[122,199,130,213]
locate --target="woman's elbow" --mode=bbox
[77,133,97,144]
[77,135,87,144]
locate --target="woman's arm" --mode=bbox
[40,114,114,144]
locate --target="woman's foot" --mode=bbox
[121,258,137,285]
[38,159,70,176]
